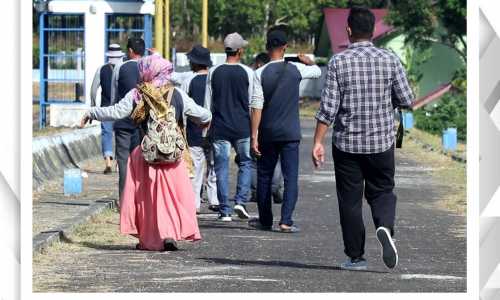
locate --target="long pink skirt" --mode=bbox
[120,147,201,251]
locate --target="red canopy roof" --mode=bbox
[411,83,453,110]
[323,8,393,54]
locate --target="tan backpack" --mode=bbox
[132,83,186,165]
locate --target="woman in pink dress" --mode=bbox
[80,54,211,251]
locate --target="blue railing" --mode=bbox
[38,13,85,128]
[105,13,152,57]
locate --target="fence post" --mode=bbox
[144,14,153,51]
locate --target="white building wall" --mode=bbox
[47,0,153,127]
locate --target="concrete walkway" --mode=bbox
[32,119,466,292]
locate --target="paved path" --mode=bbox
[33,119,466,292]
[33,159,118,237]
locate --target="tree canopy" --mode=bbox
[386,0,466,62]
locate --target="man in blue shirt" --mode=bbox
[249,30,321,232]
[205,32,255,221]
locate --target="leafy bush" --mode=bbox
[414,91,466,142]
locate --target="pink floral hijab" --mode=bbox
[132,54,174,102]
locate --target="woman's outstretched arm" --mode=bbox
[81,90,135,127]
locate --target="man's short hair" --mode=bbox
[225,48,239,57]
[255,52,270,65]
[190,62,208,72]
[127,38,145,56]
[347,6,375,39]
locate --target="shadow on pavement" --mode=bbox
[80,241,137,251]
[39,201,90,207]
[198,257,389,274]
[198,223,259,231]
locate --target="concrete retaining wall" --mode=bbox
[32,126,102,190]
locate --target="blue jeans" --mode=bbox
[257,141,300,226]
[213,137,252,215]
[101,121,114,158]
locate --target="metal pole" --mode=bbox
[39,12,46,129]
[154,0,163,55]
[163,0,170,60]
[144,14,153,51]
[202,0,208,47]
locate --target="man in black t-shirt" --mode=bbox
[180,45,220,213]
[249,30,321,232]
[110,38,144,203]
[205,33,255,222]
[90,44,124,174]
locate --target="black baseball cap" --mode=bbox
[266,30,288,50]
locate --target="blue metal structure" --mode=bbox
[105,13,153,56]
[38,12,85,128]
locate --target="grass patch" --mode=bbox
[33,208,135,261]
[402,128,466,215]
[407,127,466,160]
[299,98,320,118]
[33,126,74,137]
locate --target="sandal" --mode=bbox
[279,225,300,233]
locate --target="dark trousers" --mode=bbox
[115,128,140,201]
[257,141,300,227]
[332,144,397,259]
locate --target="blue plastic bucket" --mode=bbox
[442,128,457,152]
[64,168,82,195]
[402,112,413,130]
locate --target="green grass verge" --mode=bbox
[402,128,466,215]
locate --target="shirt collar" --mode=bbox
[348,41,374,49]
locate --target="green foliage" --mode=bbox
[242,36,265,65]
[414,91,466,141]
[387,0,466,140]
[414,68,467,142]
[386,0,466,62]
[174,0,387,49]
[413,68,467,141]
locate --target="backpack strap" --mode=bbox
[163,85,175,107]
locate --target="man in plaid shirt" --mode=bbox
[312,7,414,271]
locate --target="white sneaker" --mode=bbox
[234,204,250,219]
[217,214,232,222]
[376,227,398,269]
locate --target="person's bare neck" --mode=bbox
[226,56,240,64]
[196,69,208,74]
[350,37,371,44]
[269,52,284,62]
[129,53,141,60]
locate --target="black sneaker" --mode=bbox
[234,204,250,219]
[272,189,283,204]
[376,227,398,269]
[217,213,232,222]
[163,238,178,251]
[248,218,272,231]
[208,205,220,212]
[103,166,112,174]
